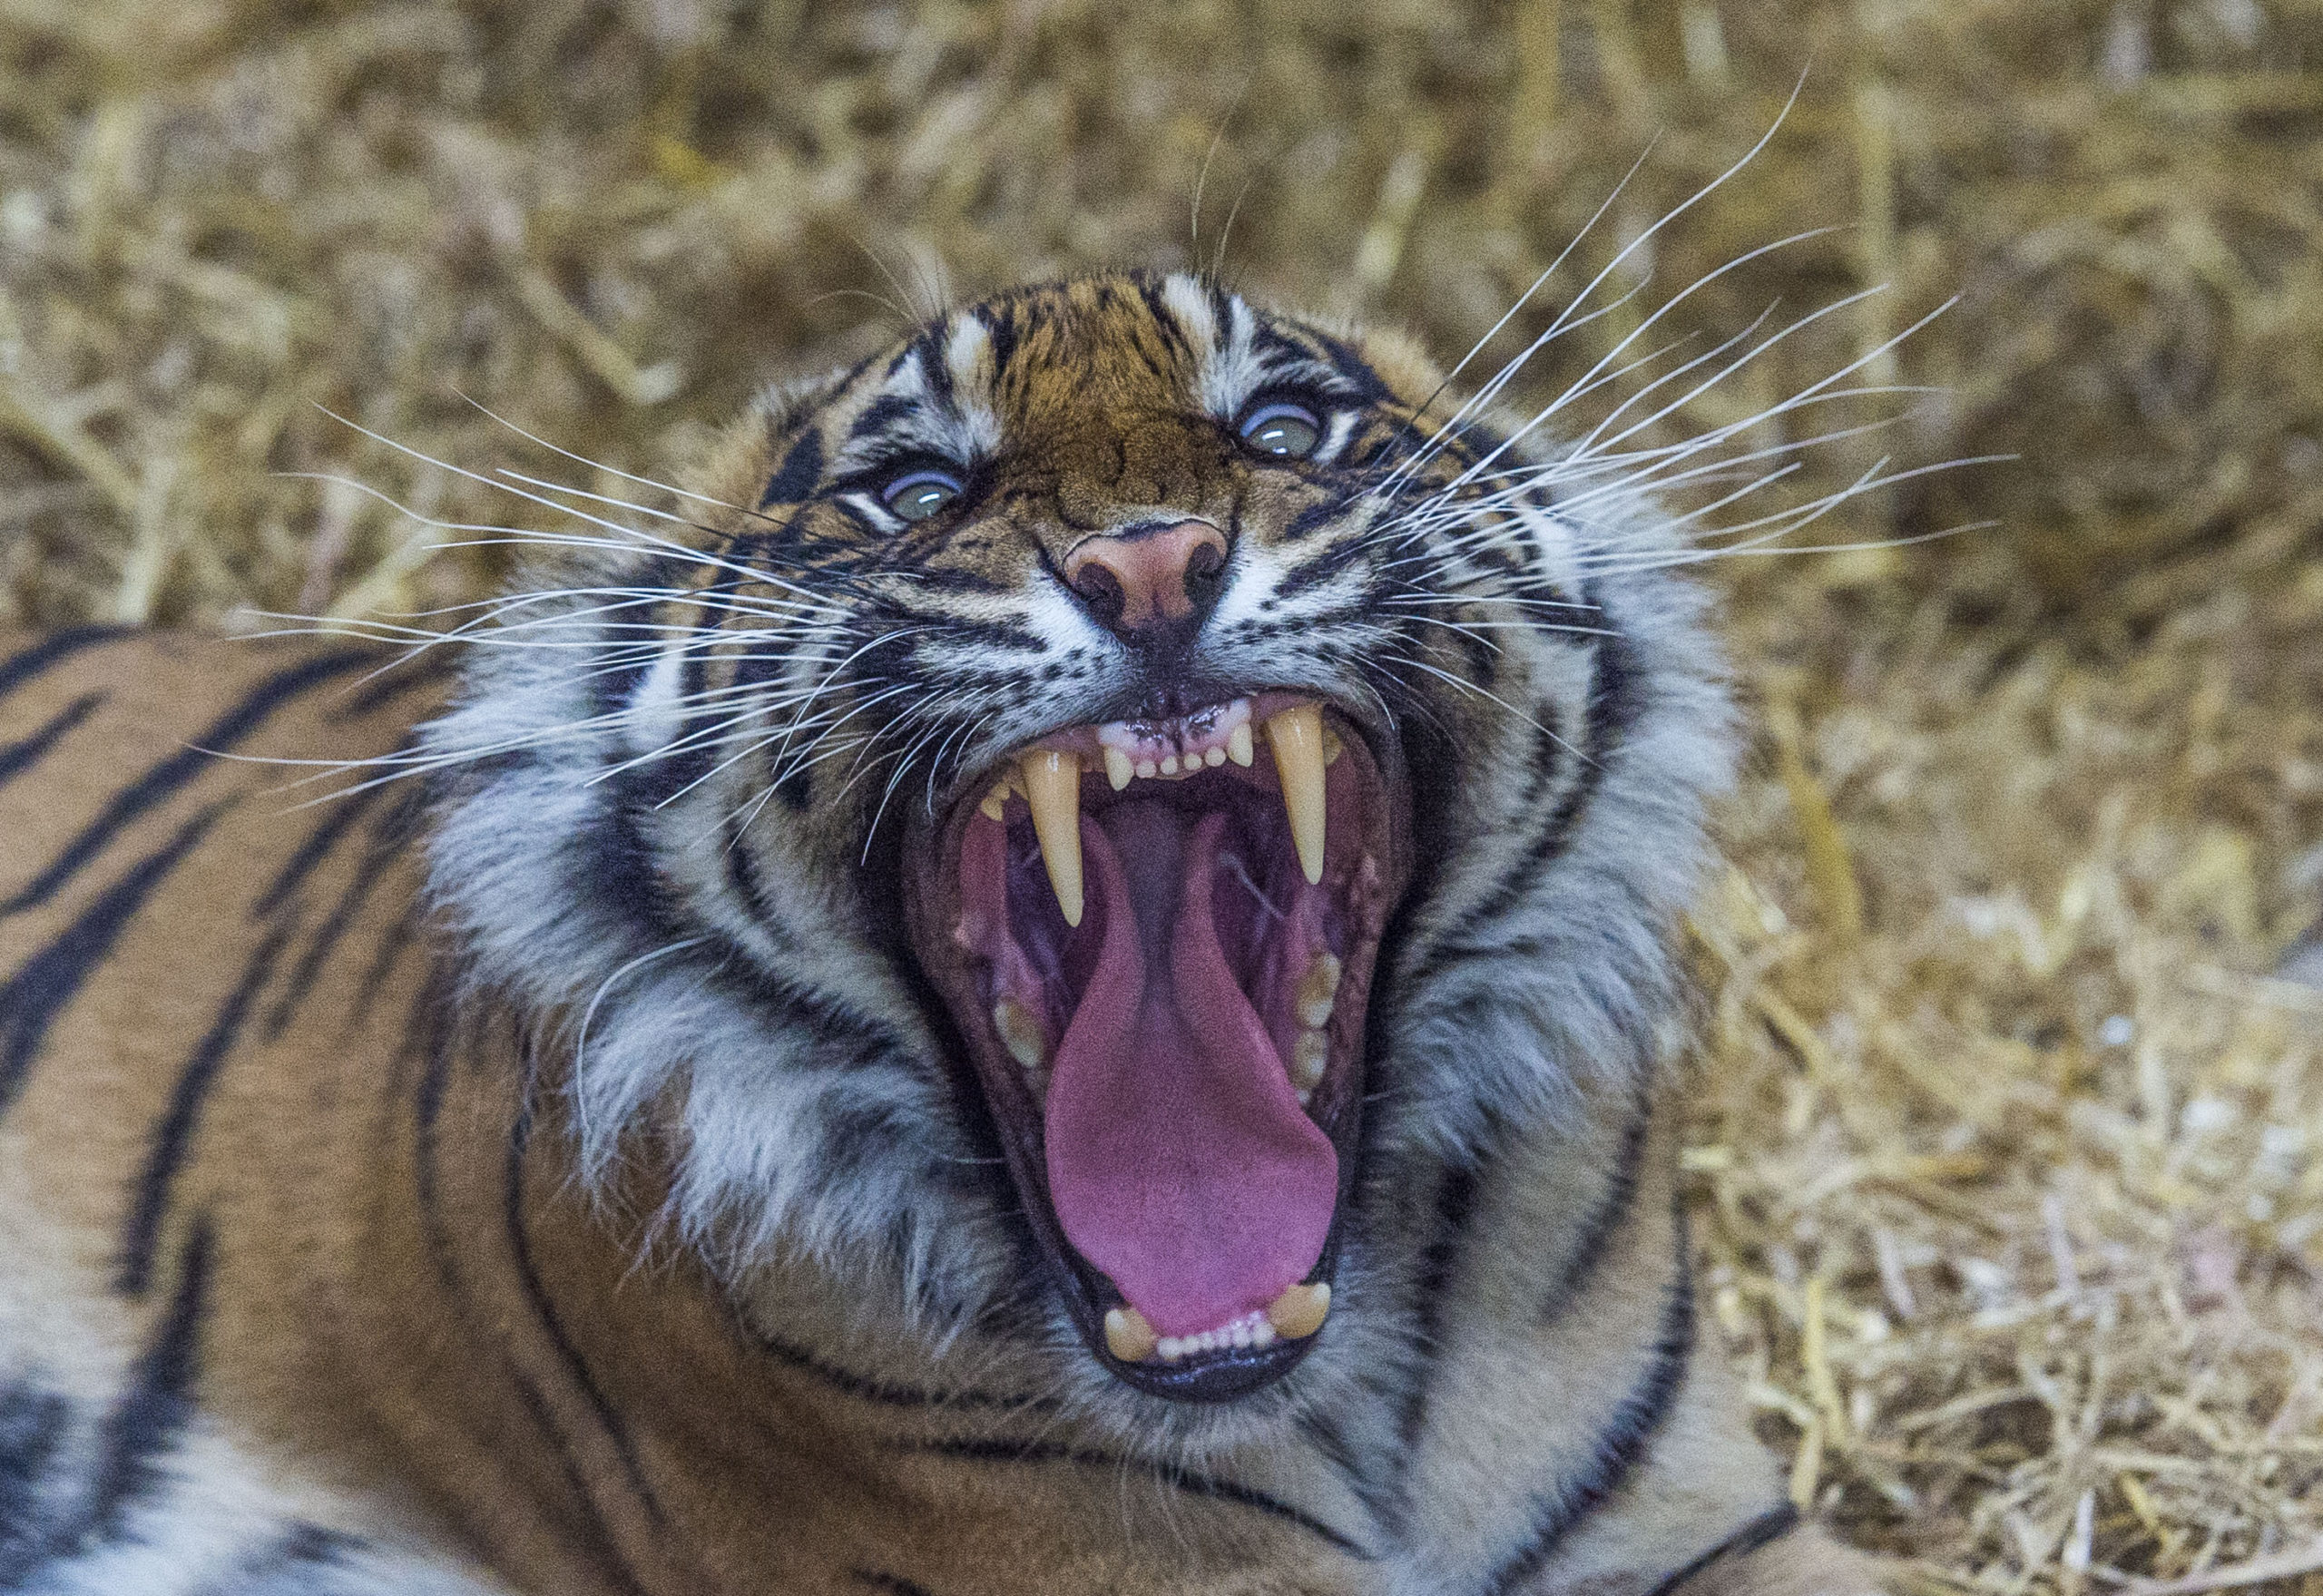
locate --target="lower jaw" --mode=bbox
[902,698,1407,1403]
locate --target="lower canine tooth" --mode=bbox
[1266,1282,1330,1341]
[1105,1306,1159,1362]
[1266,704,1328,886]
[1019,749,1084,926]
[994,1000,1046,1072]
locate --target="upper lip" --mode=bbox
[900,688,1412,1403]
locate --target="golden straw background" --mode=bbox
[2,1,2320,1589]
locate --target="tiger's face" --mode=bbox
[429,269,1729,1425]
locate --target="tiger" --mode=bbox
[0,269,1882,1596]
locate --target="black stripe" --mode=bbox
[117,926,291,1297]
[1540,1099,1652,1321]
[1641,1504,1803,1596]
[1407,628,1646,987]
[348,913,418,1033]
[1395,1165,1482,1458]
[0,804,225,1117]
[0,627,125,700]
[1474,632,1636,925]
[406,997,655,1596]
[0,1385,70,1573]
[981,305,1020,383]
[1481,1229,1697,1596]
[1280,503,1346,543]
[250,782,385,920]
[0,692,102,788]
[261,788,423,1040]
[2,647,376,916]
[916,327,955,407]
[848,394,917,445]
[1136,278,1191,358]
[759,427,825,510]
[1302,327,1397,402]
[909,1438,1372,1562]
[82,1219,214,1545]
[326,649,452,721]
[503,1079,668,1529]
[1269,534,1369,602]
[755,1332,1054,1415]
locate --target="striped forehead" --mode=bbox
[820,273,1386,473]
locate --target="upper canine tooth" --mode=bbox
[1266,705,1328,886]
[1019,749,1084,927]
[1227,721,1254,767]
[1265,1282,1330,1340]
[1103,747,1133,790]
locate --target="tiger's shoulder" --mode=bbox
[0,627,509,1595]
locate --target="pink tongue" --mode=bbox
[1044,805,1337,1339]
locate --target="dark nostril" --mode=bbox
[1184,539,1225,591]
[1070,562,1128,627]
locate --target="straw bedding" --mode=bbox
[1,1,2318,1588]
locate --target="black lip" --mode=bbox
[900,697,1411,1404]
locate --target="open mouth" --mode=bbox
[904,693,1410,1402]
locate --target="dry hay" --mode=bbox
[0,1,2319,1590]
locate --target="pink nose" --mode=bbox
[1063,520,1230,635]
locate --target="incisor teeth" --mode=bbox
[1103,747,1133,791]
[994,999,1046,1072]
[1266,704,1328,886]
[1266,1282,1330,1341]
[1105,1306,1159,1363]
[1295,952,1342,1030]
[1019,749,1084,927]
[1227,722,1254,768]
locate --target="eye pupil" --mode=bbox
[1238,403,1322,460]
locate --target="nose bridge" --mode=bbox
[1047,410,1216,533]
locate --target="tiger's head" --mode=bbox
[424,270,1731,1435]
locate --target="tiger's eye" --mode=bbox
[1238,402,1323,460]
[884,469,963,522]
